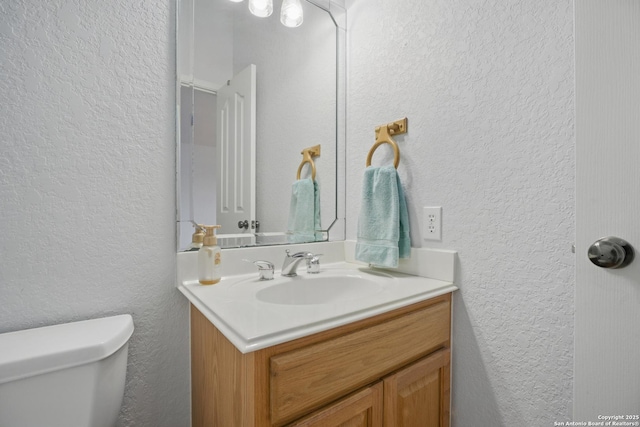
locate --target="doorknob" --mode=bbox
[588,237,634,269]
[238,220,249,230]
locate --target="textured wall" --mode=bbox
[346,0,575,425]
[0,1,190,427]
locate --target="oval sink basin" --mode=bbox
[256,275,383,305]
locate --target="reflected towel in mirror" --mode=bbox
[287,178,321,243]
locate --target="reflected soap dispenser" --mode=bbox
[187,224,205,251]
[198,225,222,285]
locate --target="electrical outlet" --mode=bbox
[423,206,442,241]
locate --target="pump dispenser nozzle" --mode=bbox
[202,225,221,246]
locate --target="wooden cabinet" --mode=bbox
[191,293,452,427]
[384,349,450,427]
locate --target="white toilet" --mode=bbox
[0,314,134,427]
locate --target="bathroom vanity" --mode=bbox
[178,245,457,427]
[190,293,451,426]
[176,0,453,421]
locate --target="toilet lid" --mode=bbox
[0,314,134,384]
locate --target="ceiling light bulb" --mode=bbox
[280,0,303,27]
[249,0,273,17]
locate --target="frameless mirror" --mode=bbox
[177,0,345,250]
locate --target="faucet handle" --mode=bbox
[306,254,323,274]
[253,260,274,281]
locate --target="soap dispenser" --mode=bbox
[187,224,205,251]
[198,225,222,285]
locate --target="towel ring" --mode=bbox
[366,124,401,169]
[297,159,316,180]
[296,144,321,180]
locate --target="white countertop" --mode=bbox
[179,261,457,353]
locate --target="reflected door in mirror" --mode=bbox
[216,64,257,234]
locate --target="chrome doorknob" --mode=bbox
[588,237,634,269]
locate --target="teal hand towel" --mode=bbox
[287,179,321,243]
[355,165,411,268]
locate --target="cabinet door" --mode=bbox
[383,349,450,427]
[288,382,383,427]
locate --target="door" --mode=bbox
[288,383,383,427]
[575,1,640,418]
[383,349,450,427]
[216,64,256,235]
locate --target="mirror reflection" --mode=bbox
[177,0,345,250]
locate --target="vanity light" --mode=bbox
[249,0,273,17]
[280,0,304,27]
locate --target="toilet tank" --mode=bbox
[0,314,134,427]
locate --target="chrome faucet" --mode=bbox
[281,250,313,277]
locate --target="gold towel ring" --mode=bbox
[296,144,321,180]
[366,119,407,169]
[297,159,316,180]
